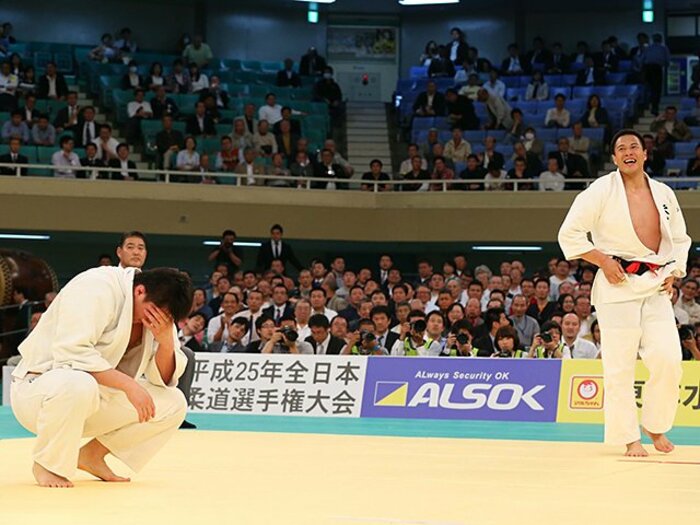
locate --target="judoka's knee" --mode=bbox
[158,387,188,422]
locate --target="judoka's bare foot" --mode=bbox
[642,428,675,453]
[78,439,130,482]
[33,462,73,488]
[625,440,649,457]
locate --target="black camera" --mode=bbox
[360,330,376,344]
[541,332,553,344]
[279,326,299,343]
[456,333,470,346]
[411,319,427,333]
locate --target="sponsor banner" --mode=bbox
[360,357,562,422]
[556,360,700,426]
[189,353,367,418]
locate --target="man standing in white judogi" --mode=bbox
[11,266,192,487]
[559,129,691,457]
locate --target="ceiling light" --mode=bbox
[202,241,262,247]
[294,0,336,4]
[399,0,460,5]
[0,233,51,240]
[472,245,543,252]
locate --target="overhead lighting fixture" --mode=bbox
[0,233,51,241]
[472,245,543,252]
[295,0,335,3]
[399,0,460,5]
[202,241,262,247]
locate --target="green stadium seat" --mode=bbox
[215,123,231,137]
[241,60,262,72]
[54,52,74,73]
[177,94,200,115]
[198,137,220,155]
[33,51,53,70]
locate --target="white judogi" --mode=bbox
[11,267,188,478]
[558,170,691,445]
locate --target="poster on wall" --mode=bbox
[327,26,398,64]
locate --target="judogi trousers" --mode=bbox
[596,292,682,445]
[11,368,187,478]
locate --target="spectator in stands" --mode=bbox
[188,63,209,93]
[568,121,590,160]
[428,45,455,78]
[231,118,253,152]
[146,62,165,91]
[0,136,27,176]
[526,36,551,71]
[469,46,492,73]
[204,76,229,109]
[73,105,97,148]
[151,85,179,119]
[300,47,327,76]
[289,150,314,184]
[430,156,454,191]
[580,94,610,142]
[446,27,468,65]
[235,147,265,186]
[31,114,55,146]
[597,39,619,72]
[53,91,79,133]
[320,139,354,177]
[0,60,18,111]
[686,144,700,178]
[642,133,665,176]
[651,105,692,142]
[483,70,506,99]
[114,27,137,54]
[547,42,570,74]
[167,59,191,94]
[51,135,80,178]
[259,93,292,125]
[107,143,138,181]
[643,33,670,115]
[459,153,485,191]
[484,160,507,191]
[79,143,104,179]
[688,82,700,100]
[510,294,539,348]
[504,108,526,144]
[1,22,16,45]
[122,61,143,90]
[182,35,213,68]
[155,114,184,170]
[361,159,391,192]
[276,58,301,88]
[399,144,427,175]
[253,119,277,157]
[501,43,526,75]
[186,101,216,136]
[507,157,531,191]
[454,58,473,84]
[401,155,430,192]
[88,33,120,62]
[527,278,557,324]
[525,71,549,101]
[654,127,675,159]
[421,128,440,161]
[457,73,481,101]
[413,80,445,117]
[570,41,590,68]
[544,93,570,128]
[576,56,605,86]
[419,40,440,67]
[267,152,293,187]
[560,313,598,358]
[273,107,301,135]
[127,88,153,143]
[522,126,545,159]
[478,136,505,169]
[274,120,297,159]
[1,109,29,143]
[678,279,700,324]
[444,126,471,164]
[92,123,119,162]
[21,93,38,127]
[550,259,576,301]
[512,141,542,178]
[429,143,453,171]
[176,135,200,173]
[313,148,348,190]
[477,88,513,130]
[18,65,36,96]
[550,137,589,185]
[37,61,67,100]
[538,157,566,191]
[214,135,239,175]
[314,67,343,120]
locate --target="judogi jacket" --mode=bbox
[558,170,691,306]
[12,267,186,387]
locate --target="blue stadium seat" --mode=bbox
[582,127,605,143]
[433,117,449,130]
[434,78,455,92]
[501,76,522,88]
[454,161,467,175]
[463,130,486,143]
[664,160,696,190]
[561,74,578,86]
[412,117,434,131]
[486,130,507,141]
[592,86,616,98]
[495,144,512,156]
[412,130,429,144]
[674,142,698,158]
[409,66,428,79]
[396,79,417,94]
[613,85,640,99]
[438,130,452,142]
[544,74,562,86]
[535,129,558,143]
[605,73,628,85]
[515,100,538,114]
[680,97,696,110]
[572,86,595,99]
[569,62,585,72]
[550,86,571,99]
[690,127,700,139]
[505,87,527,101]
[241,60,262,72]
[618,60,632,72]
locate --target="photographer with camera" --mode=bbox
[245,316,277,353]
[445,319,478,357]
[679,324,700,360]
[528,320,565,359]
[492,325,527,358]
[391,310,444,356]
[261,315,313,354]
[207,229,243,276]
[343,318,389,356]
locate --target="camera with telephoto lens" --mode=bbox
[541,331,553,344]
[456,333,470,346]
[279,326,299,344]
[360,330,376,344]
[410,319,427,333]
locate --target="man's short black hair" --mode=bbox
[370,305,391,319]
[60,135,73,146]
[468,281,483,289]
[310,287,326,297]
[98,253,113,263]
[231,316,250,331]
[133,268,193,322]
[541,320,562,335]
[393,283,409,295]
[349,285,365,295]
[118,230,147,248]
[308,313,330,329]
[222,229,236,237]
[484,307,505,330]
[535,278,550,288]
[610,128,644,152]
[255,315,274,331]
[270,223,283,233]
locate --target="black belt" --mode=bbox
[612,256,672,276]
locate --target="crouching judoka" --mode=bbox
[558,129,691,457]
[11,266,193,487]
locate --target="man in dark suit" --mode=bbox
[155,115,185,170]
[501,44,528,75]
[412,81,446,117]
[576,57,606,86]
[370,305,399,352]
[274,120,300,160]
[445,89,479,131]
[53,91,80,133]
[79,143,105,179]
[304,314,346,355]
[245,316,276,353]
[256,223,304,272]
[547,42,570,73]
[446,27,468,65]
[525,37,552,72]
[263,284,295,322]
[299,47,327,76]
[0,137,28,176]
[276,58,301,88]
[21,94,39,127]
[473,307,509,357]
[74,106,98,148]
[313,148,349,190]
[107,143,139,180]
[37,62,68,100]
[273,108,302,136]
[596,40,619,72]
[186,101,216,136]
[548,137,589,189]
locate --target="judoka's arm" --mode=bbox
[667,188,692,278]
[144,304,177,385]
[90,369,155,423]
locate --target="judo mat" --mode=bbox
[1,406,699,525]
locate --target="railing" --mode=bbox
[1,162,699,192]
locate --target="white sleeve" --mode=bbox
[666,187,692,277]
[144,326,188,387]
[390,339,405,356]
[207,315,222,341]
[558,182,604,260]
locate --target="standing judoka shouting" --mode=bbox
[11,266,193,487]
[559,129,691,457]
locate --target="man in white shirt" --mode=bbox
[127,88,153,143]
[257,92,302,125]
[545,94,571,128]
[573,295,596,338]
[549,258,577,301]
[561,313,599,358]
[399,143,428,175]
[671,285,690,324]
[443,127,472,164]
[206,292,240,344]
[483,70,506,99]
[51,136,81,178]
[294,299,312,342]
[538,157,566,192]
[677,279,700,324]
[235,289,265,346]
[309,288,337,321]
